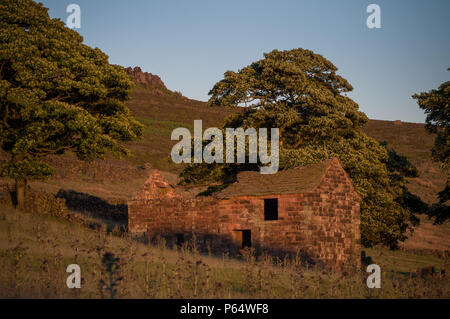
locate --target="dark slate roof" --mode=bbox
[215,158,335,199]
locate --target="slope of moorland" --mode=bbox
[0,67,235,203]
[362,120,446,205]
[0,66,447,250]
[361,120,448,251]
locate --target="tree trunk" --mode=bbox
[15,178,27,210]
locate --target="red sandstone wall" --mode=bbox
[128,159,361,269]
[306,159,361,268]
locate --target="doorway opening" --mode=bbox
[176,233,185,247]
[233,229,251,248]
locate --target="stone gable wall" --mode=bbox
[128,159,361,269]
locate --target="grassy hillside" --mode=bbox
[0,70,447,252]
[362,120,446,205]
[361,120,448,250]
[5,86,442,201]
[125,85,235,172]
[0,204,448,298]
[0,80,233,202]
[0,69,449,299]
[0,77,443,204]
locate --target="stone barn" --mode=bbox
[128,158,361,269]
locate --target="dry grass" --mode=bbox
[362,120,446,204]
[0,204,449,299]
[401,216,450,251]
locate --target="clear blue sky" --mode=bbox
[40,0,449,123]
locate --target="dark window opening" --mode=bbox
[264,198,278,220]
[176,233,185,246]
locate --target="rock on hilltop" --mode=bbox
[124,66,167,90]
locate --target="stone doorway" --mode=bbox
[233,229,251,248]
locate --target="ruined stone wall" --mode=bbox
[312,159,361,268]
[284,159,361,269]
[128,161,361,269]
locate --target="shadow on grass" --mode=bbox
[134,232,325,270]
[55,189,128,231]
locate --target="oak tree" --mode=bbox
[181,48,417,248]
[413,70,449,224]
[0,0,144,208]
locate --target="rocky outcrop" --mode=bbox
[124,66,167,90]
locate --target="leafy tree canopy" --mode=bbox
[0,0,144,207]
[181,48,421,248]
[413,70,450,224]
